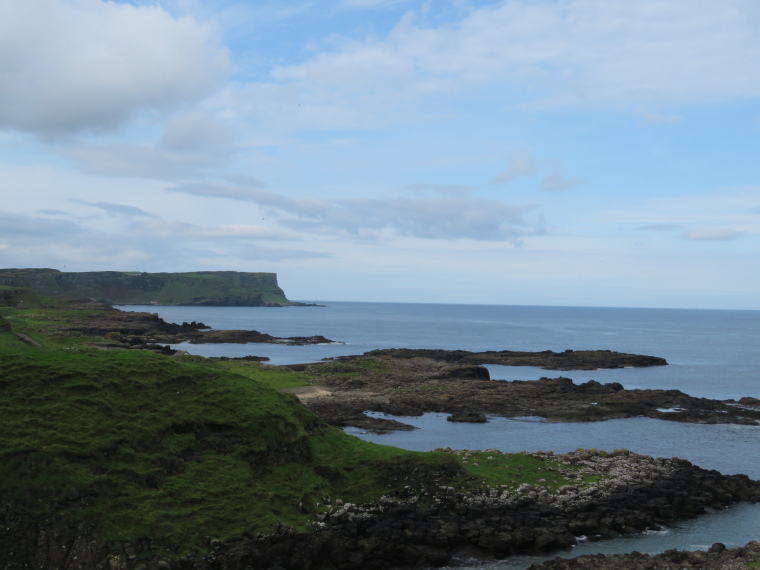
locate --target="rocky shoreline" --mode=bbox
[85,449,760,570]
[295,354,760,429]
[529,540,760,569]
[46,302,336,348]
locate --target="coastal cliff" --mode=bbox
[0,268,297,306]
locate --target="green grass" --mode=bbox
[187,356,313,390]
[0,336,317,544]
[453,451,599,491]
[0,326,464,552]
[0,285,50,308]
[0,294,606,559]
[0,306,110,348]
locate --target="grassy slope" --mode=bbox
[0,290,593,558]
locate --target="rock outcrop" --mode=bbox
[11,301,336,351]
[11,450,754,570]
[299,355,760,428]
[162,450,760,569]
[364,348,668,370]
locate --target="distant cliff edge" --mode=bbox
[0,268,309,307]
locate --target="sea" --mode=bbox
[121,302,760,568]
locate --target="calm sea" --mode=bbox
[121,302,760,567]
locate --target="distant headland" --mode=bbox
[0,267,315,307]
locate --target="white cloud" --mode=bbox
[639,223,680,232]
[637,111,683,126]
[59,110,235,179]
[540,165,584,192]
[281,197,543,242]
[491,151,538,185]
[681,228,745,241]
[134,219,295,240]
[0,211,82,243]
[270,0,760,116]
[599,187,760,231]
[0,0,229,137]
[341,0,412,8]
[167,181,331,217]
[72,200,158,218]
[0,209,329,270]
[402,183,474,197]
[491,151,583,192]
[160,111,233,153]
[60,143,222,179]
[167,179,543,242]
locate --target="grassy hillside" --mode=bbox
[0,291,595,563]
[0,335,458,544]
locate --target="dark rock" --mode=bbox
[738,396,760,407]
[527,540,760,569]
[302,355,760,429]
[158,450,760,570]
[363,348,668,370]
[447,411,488,423]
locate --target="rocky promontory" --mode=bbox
[296,354,760,428]
[18,300,336,349]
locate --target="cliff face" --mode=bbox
[0,268,294,306]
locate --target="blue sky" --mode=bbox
[1,0,759,309]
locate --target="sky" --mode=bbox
[1,0,760,309]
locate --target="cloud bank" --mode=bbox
[0,0,229,137]
[168,181,542,243]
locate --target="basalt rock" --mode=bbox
[168,450,760,570]
[4,450,759,570]
[528,540,760,569]
[447,411,488,423]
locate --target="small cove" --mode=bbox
[346,413,760,569]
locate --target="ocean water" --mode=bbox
[121,302,760,567]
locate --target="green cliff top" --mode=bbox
[0,268,295,306]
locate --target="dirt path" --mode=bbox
[281,386,334,401]
[16,333,41,347]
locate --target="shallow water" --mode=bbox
[450,502,760,569]
[345,412,760,569]
[346,413,760,478]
